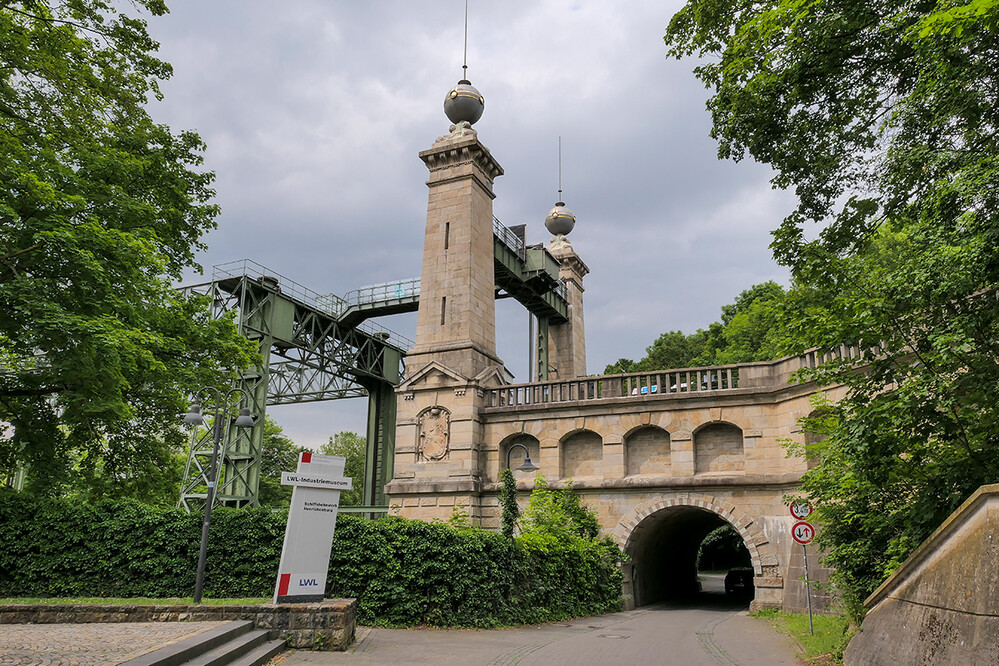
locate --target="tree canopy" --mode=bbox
[320,431,365,507]
[666,0,999,613]
[257,417,308,508]
[0,1,257,496]
[603,281,787,374]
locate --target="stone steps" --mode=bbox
[120,620,285,666]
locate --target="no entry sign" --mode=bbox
[791,520,815,545]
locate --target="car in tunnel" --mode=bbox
[724,567,754,596]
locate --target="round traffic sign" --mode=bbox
[789,499,813,520]
[791,521,815,545]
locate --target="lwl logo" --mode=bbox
[299,578,318,587]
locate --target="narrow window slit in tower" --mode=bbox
[440,297,446,325]
[444,222,450,250]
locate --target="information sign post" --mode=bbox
[790,499,816,635]
[273,452,353,604]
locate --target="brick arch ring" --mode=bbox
[612,495,774,575]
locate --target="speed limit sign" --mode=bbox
[792,521,815,545]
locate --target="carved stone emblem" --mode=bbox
[418,407,450,462]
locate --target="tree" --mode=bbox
[320,432,365,507]
[641,330,705,370]
[257,417,307,508]
[696,525,751,572]
[602,282,787,374]
[666,0,999,614]
[0,1,258,496]
[691,281,786,365]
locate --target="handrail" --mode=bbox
[343,278,421,307]
[493,216,526,262]
[207,260,414,350]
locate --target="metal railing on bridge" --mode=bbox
[342,278,421,308]
[493,215,526,262]
[207,260,415,351]
[492,216,569,302]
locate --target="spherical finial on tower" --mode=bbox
[545,201,576,236]
[546,136,575,236]
[444,79,484,125]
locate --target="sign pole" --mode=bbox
[789,499,816,636]
[803,543,813,635]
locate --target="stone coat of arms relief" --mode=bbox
[418,406,450,462]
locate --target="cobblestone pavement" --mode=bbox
[0,621,227,666]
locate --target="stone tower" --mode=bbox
[548,235,589,378]
[386,73,507,520]
[407,123,503,378]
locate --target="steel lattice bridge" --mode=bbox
[177,217,568,514]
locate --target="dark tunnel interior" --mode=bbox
[626,506,754,608]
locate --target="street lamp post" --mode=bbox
[182,386,255,604]
[505,442,540,472]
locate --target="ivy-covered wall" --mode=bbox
[0,491,622,627]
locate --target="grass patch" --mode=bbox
[750,609,854,664]
[0,597,269,606]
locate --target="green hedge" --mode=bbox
[0,491,622,626]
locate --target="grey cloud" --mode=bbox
[150,0,790,443]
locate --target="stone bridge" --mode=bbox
[380,103,849,612]
[388,349,853,611]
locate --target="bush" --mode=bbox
[0,489,622,626]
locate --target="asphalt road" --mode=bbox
[282,578,800,666]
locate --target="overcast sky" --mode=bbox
[148,1,795,448]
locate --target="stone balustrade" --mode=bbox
[485,346,864,409]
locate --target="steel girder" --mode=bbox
[178,265,406,511]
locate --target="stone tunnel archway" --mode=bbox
[614,496,778,609]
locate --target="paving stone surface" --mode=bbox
[0,621,227,666]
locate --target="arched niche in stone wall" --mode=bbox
[624,425,671,477]
[560,429,602,480]
[693,422,744,474]
[499,434,541,481]
[416,405,451,462]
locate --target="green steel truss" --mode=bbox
[178,215,569,512]
[178,260,408,512]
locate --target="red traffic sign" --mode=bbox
[791,521,815,545]
[789,499,813,520]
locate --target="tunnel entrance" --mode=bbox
[626,505,755,608]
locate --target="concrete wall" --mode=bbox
[845,484,999,665]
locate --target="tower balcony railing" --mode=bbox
[485,345,866,409]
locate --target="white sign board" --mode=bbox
[273,451,353,603]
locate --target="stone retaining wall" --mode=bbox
[0,599,356,650]
[844,484,999,664]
